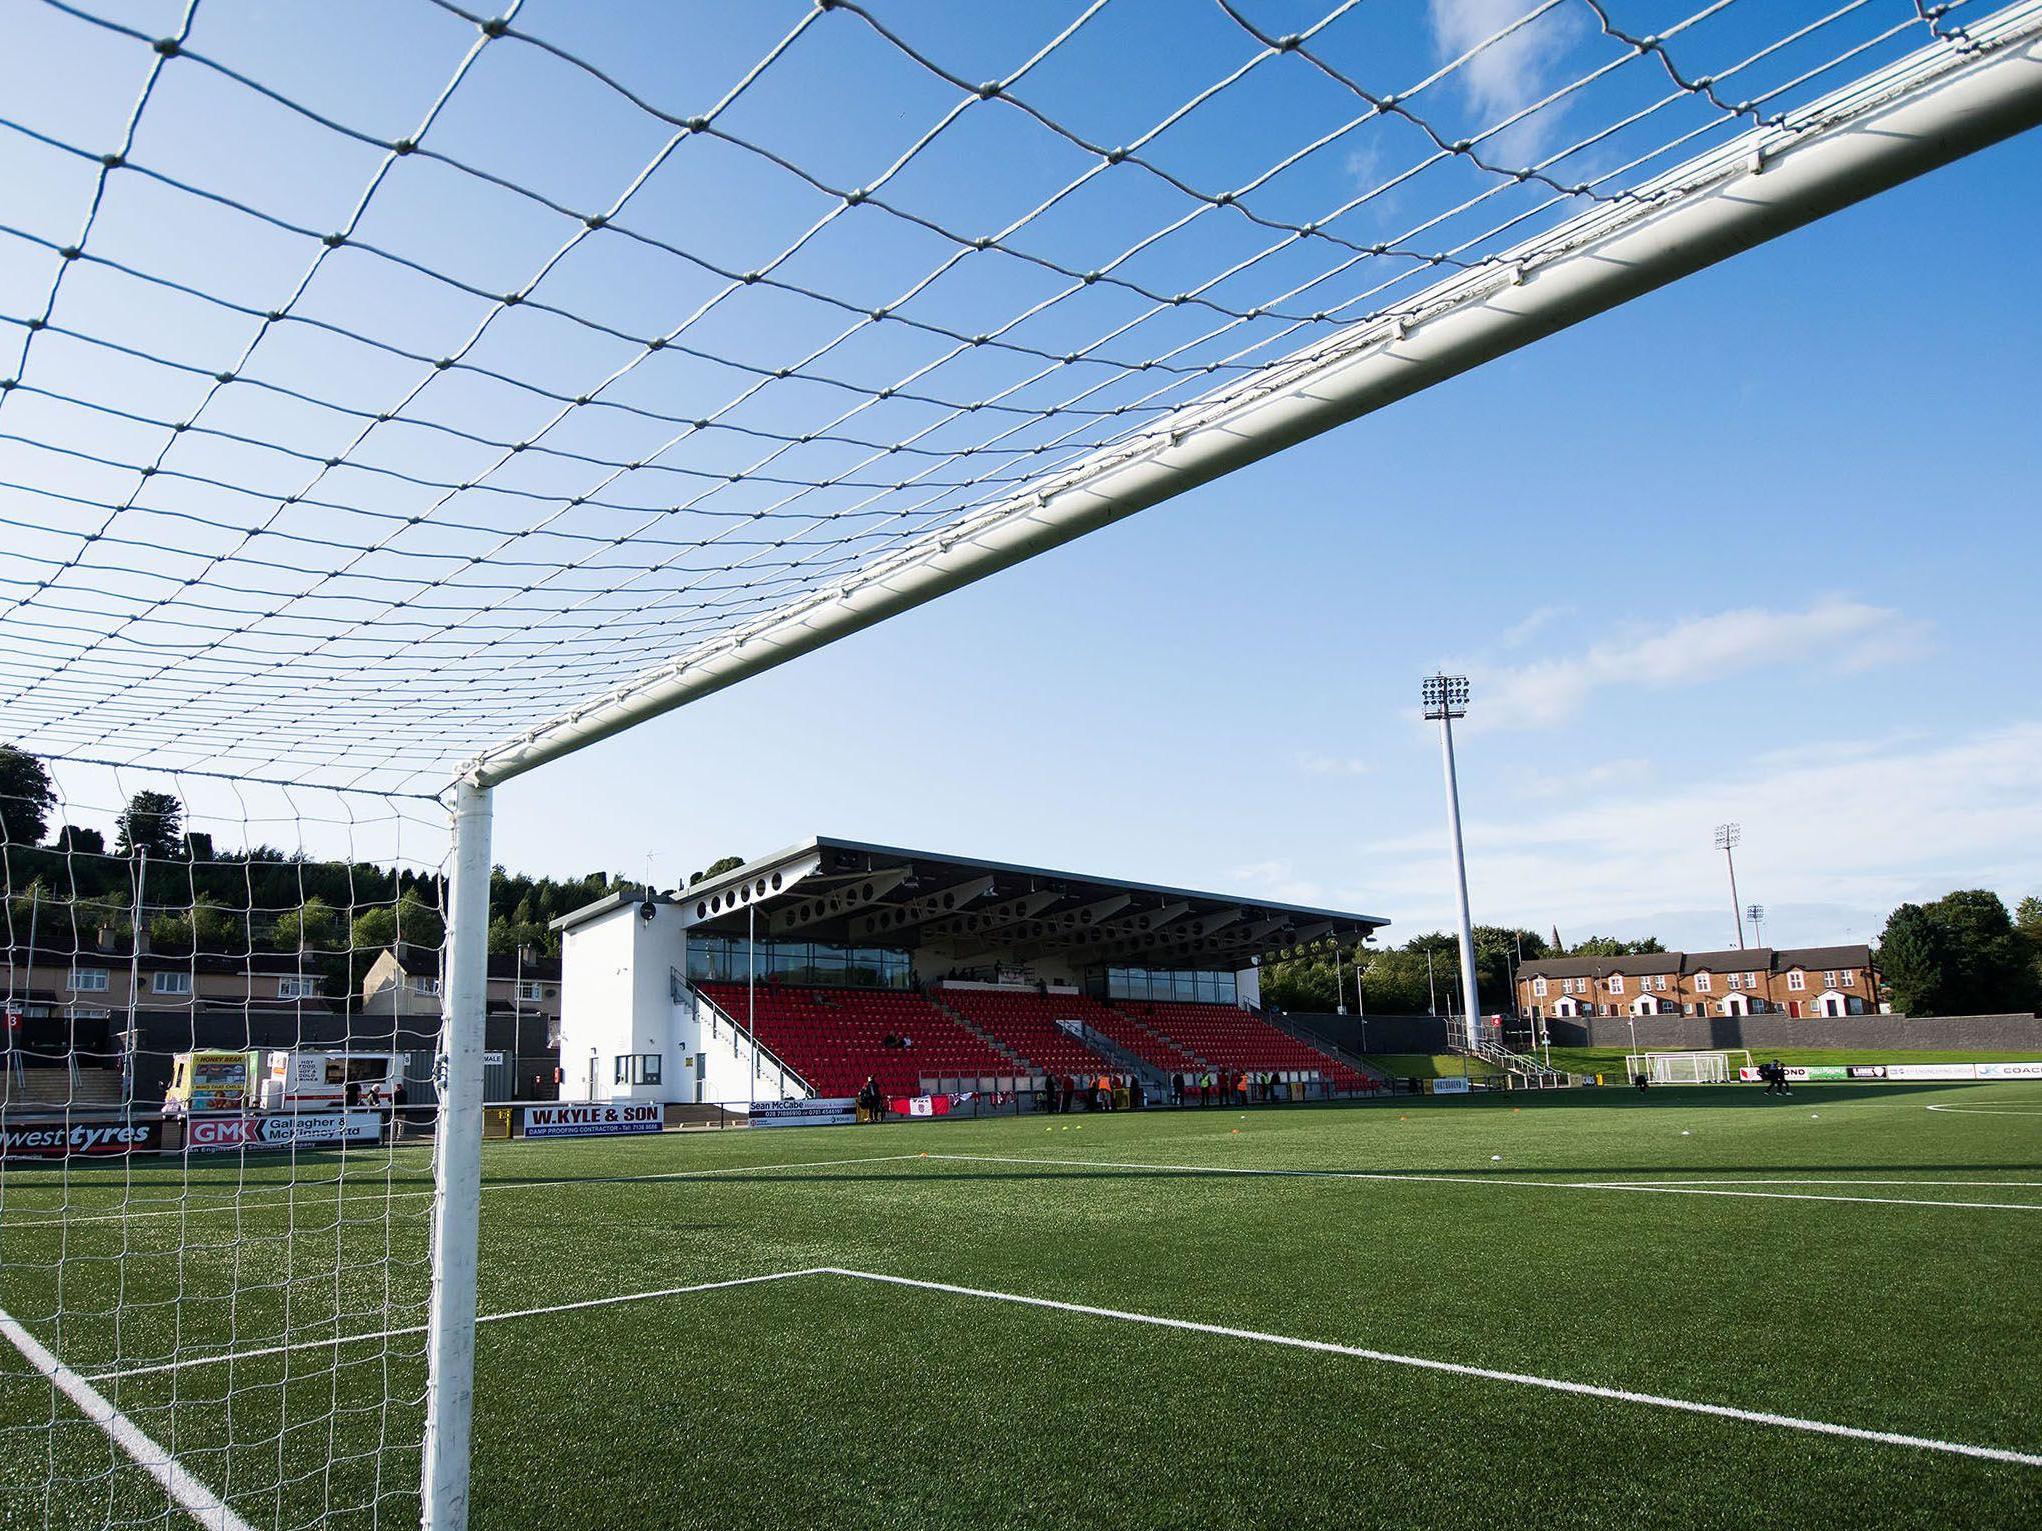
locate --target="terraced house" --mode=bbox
[1515,944,1882,1022]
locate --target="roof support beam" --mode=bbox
[765,866,911,936]
[849,875,997,943]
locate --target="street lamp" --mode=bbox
[1714,823,1746,949]
[1746,903,1766,948]
[1422,674,1482,1053]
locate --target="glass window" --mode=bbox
[1695,973,1711,991]
[152,972,193,995]
[278,976,320,999]
[69,968,109,992]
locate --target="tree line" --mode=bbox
[0,745,742,971]
[1878,890,2041,1017]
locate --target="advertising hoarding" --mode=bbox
[522,1102,661,1139]
[0,1118,164,1160]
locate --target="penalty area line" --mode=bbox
[83,1267,832,1382]
[819,1267,2042,1470]
[917,1153,2040,1211]
[0,1301,255,1531]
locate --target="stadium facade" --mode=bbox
[552,836,1388,1107]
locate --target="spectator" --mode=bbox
[1170,1073,1185,1107]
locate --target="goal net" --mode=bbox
[0,1,2035,1524]
[1627,1050,1751,1085]
[2,759,447,1527]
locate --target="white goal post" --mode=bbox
[1626,1050,1754,1085]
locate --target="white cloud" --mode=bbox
[1469,596,1928,733]
[1230,858,1330,906]
[1354,721,2042,937]
[1512,756,1652,800]
[1499,603,1573,648]
[1298,751,1375,777]
[1427,0,1582,125]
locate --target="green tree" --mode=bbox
[190,900,242,953]
[1918,890,2038,1014]
[55,825,105,856]
[689,855,745,886]
[1568,935,1665,957]
[0,745,57,848]
[272,897,340,953]
[350,904,398,954]
[148,910,194,956]
[115,791,184,859]
[1878,903,1945,1015]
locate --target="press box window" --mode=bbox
[613,1053,662,1086]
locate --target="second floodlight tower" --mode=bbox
[1423,674,1483,1052]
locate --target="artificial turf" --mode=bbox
[3,1080,2039,1528]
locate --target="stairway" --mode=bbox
[1461,1035,1572,1089]
[923,995,1035,1075]
[0,1065,127,1109]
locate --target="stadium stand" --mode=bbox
[932,988,1125,1077]
[692,982,1016,1098]
[1114,1001,1370,1092]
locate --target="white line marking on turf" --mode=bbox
[817,1267,2042,1470]
[84,1268,830,1382]
[919,1153,2042,1211]
[1606,1179,2042,1188]
[1925,1103,2042,1117]
[68,1267,2042,1471]
[0,1151,926,1230]
[0,1301,255,1531]
[1565,1183,2042,1212]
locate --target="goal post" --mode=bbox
[0,758,451,1527]
[1626,1050,1754,1085]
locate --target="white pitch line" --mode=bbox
[84,1267,830,1382]
[820,1267,2042,1469]
[1605,1179,2042,1188]
[60,1265,2042,1471]
[1566,1183,2042,1212]
[919,1153,2041,1211]
[0,1151,926,1230]
[0,1301,256,1531]
[1926,1103,2042,1117]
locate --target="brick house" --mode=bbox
[1516,944,1880,1021]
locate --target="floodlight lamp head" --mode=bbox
[1714,822,1740,850]
[1746,903,1764,922]
[1421,672,1469,719]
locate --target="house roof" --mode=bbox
[1518,952,1682,980]
[1775,944,1874,970]
[1682,948,1776,973]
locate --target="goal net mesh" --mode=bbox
[2,759,446,1527]
[0,0,2026,1524]
[1632,1050,1739,1085]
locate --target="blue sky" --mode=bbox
[1,1,2037,946]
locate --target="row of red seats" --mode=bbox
[695,982,1015,1097]
[1113,1000,1365,1090]
[934,989,1119,1075]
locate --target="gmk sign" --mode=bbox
[522,1102,661,1139]
[186,1112,384,1151]
[1,1119,164,1160]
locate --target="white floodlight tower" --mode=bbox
[1715,823,1746,948]
[1746,903,1766,948]
[1423,674,1483,1052]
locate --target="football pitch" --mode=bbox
[3,1083,2039,1529]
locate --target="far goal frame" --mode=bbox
[1626,1050,1754,1086]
